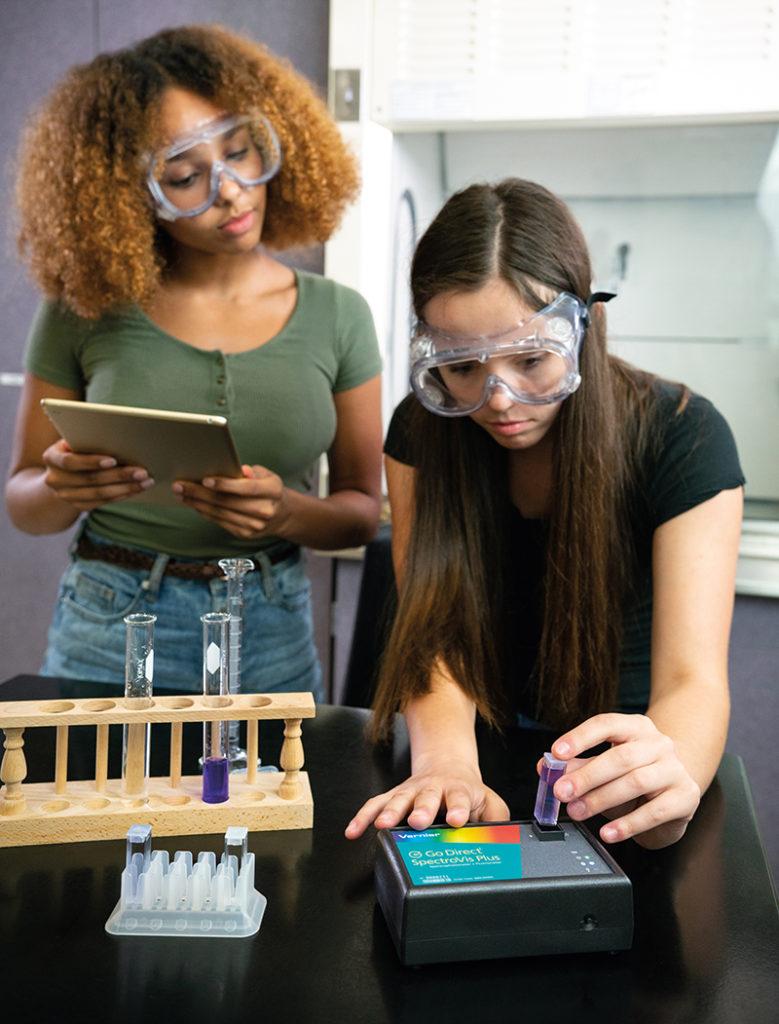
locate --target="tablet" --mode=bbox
[41,398,243,507]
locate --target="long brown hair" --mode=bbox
[15,24,359,318]
[371,179,665,740]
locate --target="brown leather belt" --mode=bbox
[75,532,297,580]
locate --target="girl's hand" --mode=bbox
[542,713,701,850]
[344,757,510,839]
[173,464,290,540]
[42,439,153,510]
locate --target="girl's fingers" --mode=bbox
[175,482,247,507]
[555,740,666,802]
[552,712,652,760]
[441,784,476,827]
[407,785,447,829]
[598,784,700,845]
[180,499,267,536]
[198,471,280,498]
[44,441,109,471]
[564,761,678,821]
[480,790,511,822]
[375,785,439,829]
[46,442,147,479]
[345,790,406,838]
[344,774,509,840]
[47,465,148,489]
[55,479,154,505]
[345,780,482,838]
[177,484,277,520]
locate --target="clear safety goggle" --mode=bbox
[146,112,282,221]
[410,292,589,416]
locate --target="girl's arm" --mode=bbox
[5,374,153,534]
[345,664,510,838]
[345,455,509,838]
[546,486,743,849]
[174,375,383,549]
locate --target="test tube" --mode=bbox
[533,752,568,826]
[218,558,255,771]
[201,612,230,804]
[122,613,156,800]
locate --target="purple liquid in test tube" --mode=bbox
[534,753,568,826]
[202,756,229,803]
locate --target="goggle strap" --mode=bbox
[582,290,616,328]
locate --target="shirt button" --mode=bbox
[216,398,227,407]
[216,376,225,385]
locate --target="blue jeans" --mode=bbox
[41,532,323,701]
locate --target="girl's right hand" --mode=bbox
[344,758,510,839]
[42,439,154,511]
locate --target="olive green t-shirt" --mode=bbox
[25,270,381,557]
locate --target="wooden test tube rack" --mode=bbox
[0,692,315,848]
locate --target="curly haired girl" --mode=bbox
[6,25,382,698]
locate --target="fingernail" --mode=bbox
[140,478,155,489]
[555,741,570,756]
[202,478,215,487]
[558,781,574,799]
[99,457,117,468]
[602,826,618,842]
[132,469,148,481]
[172,483,183,494]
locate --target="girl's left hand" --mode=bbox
[173,464,291,540]
[540,713,701,850]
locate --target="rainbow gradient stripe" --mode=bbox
[435,824,521,846]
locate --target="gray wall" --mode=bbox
[0,0,332,685]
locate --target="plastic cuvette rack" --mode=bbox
[106,824,266,938]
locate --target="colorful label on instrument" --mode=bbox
[391,823,522,886]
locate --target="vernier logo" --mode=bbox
[396,831,437,840]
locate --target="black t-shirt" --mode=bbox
[384,384,745,716]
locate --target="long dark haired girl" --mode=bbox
[347,179,743,851]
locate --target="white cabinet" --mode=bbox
[370,0,779,128]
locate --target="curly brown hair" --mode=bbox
[15,24,359,318]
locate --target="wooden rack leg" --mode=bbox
[246,719,258,785]
[55,726,69,795]
[279,718,303,800]
[170,721,182,789]
[95,725,109,793]
[1,728,27,816]
[123,723,147,798]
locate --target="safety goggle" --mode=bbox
[146,112,282,221]
[410,292,590,416]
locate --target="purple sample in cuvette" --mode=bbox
[533,753,568,826]
[202,756,229,803]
